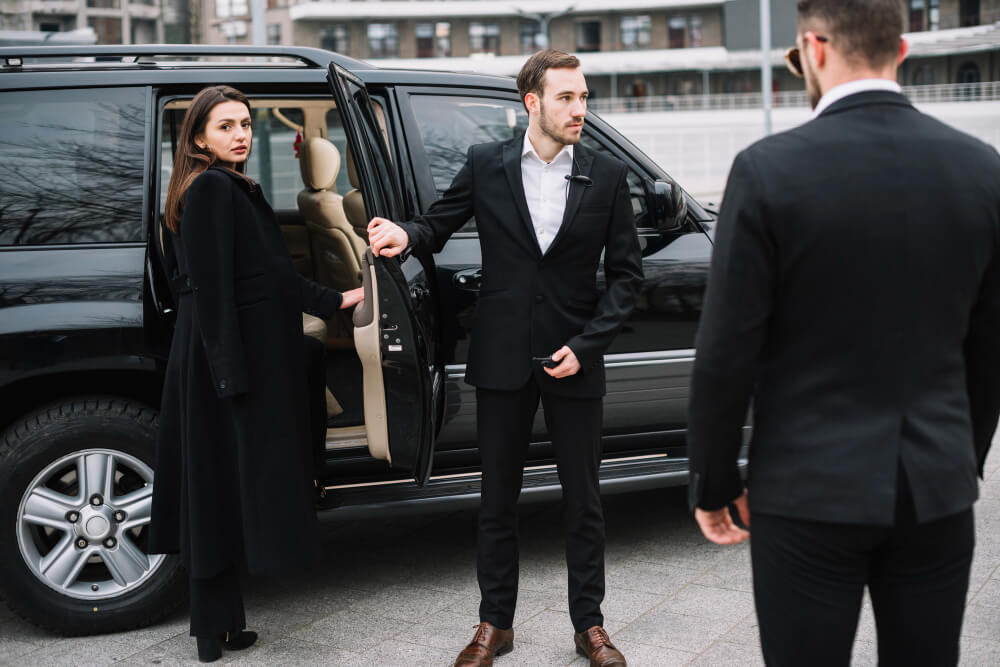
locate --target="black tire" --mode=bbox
[0,396,186,636]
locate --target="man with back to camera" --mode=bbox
[686,0,1000,665]
[368,50,642,667]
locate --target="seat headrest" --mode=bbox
[299,137,341,192]
[344,143,360,190]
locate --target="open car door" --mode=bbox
[328,63,440,485]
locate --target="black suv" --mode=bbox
[0,45,724,635]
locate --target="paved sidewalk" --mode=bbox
[2,448,999,666]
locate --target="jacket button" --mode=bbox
[219,380,228,390]
[535,294,544,303]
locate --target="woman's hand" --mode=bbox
[340,287,365,310]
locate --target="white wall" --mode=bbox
[603,102,1000,203]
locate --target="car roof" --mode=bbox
[0,44,518,93]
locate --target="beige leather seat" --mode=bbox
[342,143,369,243]
[302,312,343,418]
[298,137,366,293]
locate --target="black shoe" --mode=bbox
[196,630,257,662]
[196,636,222,663]
[223,630,258,651]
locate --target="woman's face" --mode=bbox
[195,100,252,165]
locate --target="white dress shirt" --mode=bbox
[521,133,574,254]
[812,78,903,118]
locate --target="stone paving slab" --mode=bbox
[2,448,999,666]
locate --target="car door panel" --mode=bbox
[327,64,440,484]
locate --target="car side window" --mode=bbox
[159,101,350,213]
[0,87,146,246]
[410,94,652,232]
[409,95,528,232]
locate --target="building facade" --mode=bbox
[191,0,1000,97]
[0,0,165,43]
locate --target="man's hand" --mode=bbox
[339,287,364,309]
[368,217,409,258]
[544,345,581,379]
[694,490,750,545]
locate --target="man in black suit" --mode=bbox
[687,1,1000,665]
[369,50,641,667]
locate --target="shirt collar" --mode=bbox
[812,78,903,118]
[522,132,574,165]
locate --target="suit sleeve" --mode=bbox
[298,275,343,320]
[565,164,643,369]
[397,147,475,253]
[687,149,775,511]
[964,175,1000,477]
[180,173,248,398]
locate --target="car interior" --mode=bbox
[158,96,394,466]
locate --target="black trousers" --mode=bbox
[476,379,605,633]
[188,564,246,637]
[751,471,975,667]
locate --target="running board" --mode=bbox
[319,454,706,516]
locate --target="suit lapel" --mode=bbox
[545,146,593,256]
[502,137,542,257]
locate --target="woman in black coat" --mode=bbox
[149,85,363,662]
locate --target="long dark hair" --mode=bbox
[163,85,254,233]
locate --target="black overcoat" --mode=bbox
[149,166,342,579]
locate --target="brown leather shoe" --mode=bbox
[454,622,514,666]
[574,626,626,667]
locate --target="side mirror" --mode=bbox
[653,179,688,234]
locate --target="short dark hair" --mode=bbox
[516,49,581,111]
[797,0,905,68]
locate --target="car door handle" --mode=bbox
[453,268,482,292]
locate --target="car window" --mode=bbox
[0,87,146,246]
[578,133,652,230]
[410,94,652,232]
[410,95,528,233]
[159,100,350,213]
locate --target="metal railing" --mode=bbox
[589,81,1000,114]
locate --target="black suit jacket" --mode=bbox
[687,91,1000,524]
[399,133,643,398]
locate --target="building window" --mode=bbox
[320,24,350,54]
[367,23,399,58]
[470,22,500,55]
[215,0,249,19]
[416,21,450,57]
[908,0,939,31]
[960,0,979,27]
[39,22,60,32]
[519,21,538,54]
[690,15,702,47]
[668,16,686,48]
[620,15,651,50]
[958,61,981,83]
[912,66,935,85]
[576,21,601,52]
[267,23,281,45]
[131,18,156,43]
[86,0,120,8]
[87,16,122,43]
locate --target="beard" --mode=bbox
[538,99,582,146]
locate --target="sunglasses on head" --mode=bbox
[784,34,829,78]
